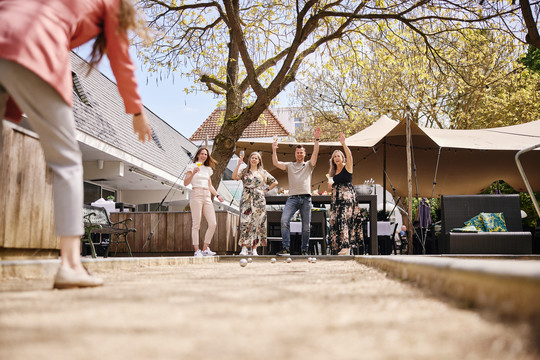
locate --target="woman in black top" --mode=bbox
[328,132,356,255]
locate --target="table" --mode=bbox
[265,194,379,255]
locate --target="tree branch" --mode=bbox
[223,0,267,99]
[270,3,366,99]
[238,47,290,94]
[200,74,226,94]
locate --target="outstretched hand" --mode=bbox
[339,132,346,145]
[314,127,322,140]
[272,141,279,151]
[133,113,152,143]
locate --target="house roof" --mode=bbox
[71,52,198,187]
[190,107,290,141]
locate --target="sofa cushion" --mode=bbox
[450,225,478,233]
[480,212,508,232]
[464,213,486,232]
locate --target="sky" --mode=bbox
[74,45,220,139]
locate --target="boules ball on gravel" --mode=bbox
[239,259,248,267]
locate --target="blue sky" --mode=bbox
[74,45,220,139]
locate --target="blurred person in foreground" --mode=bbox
[0,0,153,289]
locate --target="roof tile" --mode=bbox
[190,108,290,141]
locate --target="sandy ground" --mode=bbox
[0,259,538,360]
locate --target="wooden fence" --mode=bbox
[110,211,240,255]
[0,122,59,259]
[0,122,240,258]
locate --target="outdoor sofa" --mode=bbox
[440,194,532,254]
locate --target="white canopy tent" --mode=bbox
[236,116,540,199]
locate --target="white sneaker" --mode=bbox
[202,247,216,256]
[239,246,249,256]
[194,249,203,257]
[252,248,259,256]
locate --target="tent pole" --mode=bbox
[383,138,387,217]
[406,108,414,255]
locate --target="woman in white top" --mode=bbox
[184,147,224,257]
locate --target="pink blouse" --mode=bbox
[0,0,143,121]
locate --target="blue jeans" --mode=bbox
[281,195,312,252]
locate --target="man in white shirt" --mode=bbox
[272,127,321,255]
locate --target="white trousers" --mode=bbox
[189,188,217,246]
[0,59,84,236]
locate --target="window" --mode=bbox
[294,117,303,136]
[84,181,117,204]
[149,203,168,212]
[136,204,149,212]
[102,188,115,201]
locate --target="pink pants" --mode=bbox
[189,188,217,246]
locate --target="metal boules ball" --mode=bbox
[270,258,276,263]
[286,257,292,263]
[307,257,313,262]
[239,259,248,267]
[311,257,317,263]
[247,258,253,263]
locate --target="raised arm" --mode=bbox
[309,127,322,168]
[340,132,353,173]
[232,153,245,181]
[272,141,287,171]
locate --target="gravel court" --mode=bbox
[0,259,537,360]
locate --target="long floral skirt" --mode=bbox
[238,188,268,247]
[328,183,356,252]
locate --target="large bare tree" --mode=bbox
[136,1,534,187]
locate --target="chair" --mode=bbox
[440,195,532,254]
[265,209,328,255]
[82,205,136,257]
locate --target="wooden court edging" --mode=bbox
[356,255,540,322]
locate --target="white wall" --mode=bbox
[120,189,189,205]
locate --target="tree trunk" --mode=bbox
[210,100,270,189]
[520,0,540,50]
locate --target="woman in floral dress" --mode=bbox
[233,151,278,256]
[327,133,356,255]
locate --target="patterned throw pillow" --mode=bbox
[464,213,486,232]
[480,212,508,232]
